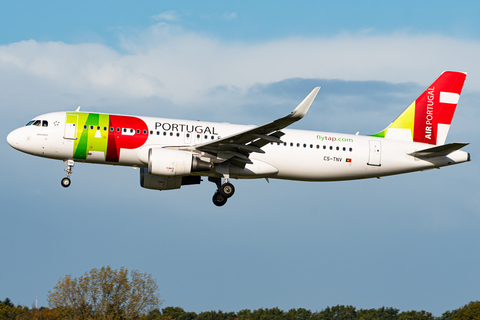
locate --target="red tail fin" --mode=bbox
[370,71,467,145]
[413,71,466,145]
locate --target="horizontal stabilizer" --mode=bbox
[408,142,469,159]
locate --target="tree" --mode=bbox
[397,310,434,320]
[314,305,357,320]
[0,302,28,320]
[357,307,399,320]
[448,301,480,320]
[47,266,161,319]
[196,310,237,320]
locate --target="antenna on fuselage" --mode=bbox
[76,106,81,112]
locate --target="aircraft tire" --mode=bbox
[219,182,235,198]
[213,192,227,206]
[61,177,71,188]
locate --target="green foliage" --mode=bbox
[315,305,357,320]
[437,310,458,320]
[1,299,14,308]
[196,310,237,320]
[285,308,312,320]
[0,302,28,320]
[357,307,399,320]
[449,301,480,320]
[397,310,434,320]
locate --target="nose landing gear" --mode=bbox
[209,177,236,207]
[61,160,75,188]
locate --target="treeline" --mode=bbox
[2,300,480,320]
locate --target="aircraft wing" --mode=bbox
[190,87,320,165]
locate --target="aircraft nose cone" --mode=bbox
[7,129,19,149]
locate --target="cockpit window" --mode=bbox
[25,120,35,126]
[42,121,48,127]
[33,120,41,126]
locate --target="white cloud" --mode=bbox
[1,24,479,116]
[151,10,178,21]
[222,12,237,20]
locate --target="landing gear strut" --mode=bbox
[61,160,74,188]
[209,177,235,207]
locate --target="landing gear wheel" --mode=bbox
[219,182,235,198]
[212,192,228,207]
[61,177,71,188]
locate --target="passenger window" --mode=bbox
[349,147,353,152]
[187,133,190,138]
[329,146,333,150]
[42,121,48,127]
[297,143,300,147]
[156,131,159,135]
[343,147,346,151]
[137,129,141,134]
[177,133,180,137]
[84,125,88,129]
[211,136,214,140]
[323,145,326,149]
[284,142,287,146]
[310,144,313,148]
[204,135,208,139]
[116,127,120,132]
[197,134,200,139]
[316,145,319,149]
[110,127,114,132]
[163,132,167,136]
[104,127,107,131]
[91,126,94,130]
[97,126,100,130]
[290,142,293,147]
[336,146,339,151]
[303,144,306,148]
[143,130,147,134]
[170,132,173,136]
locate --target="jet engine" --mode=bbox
[140,168,202,190]
[148,148,211,176]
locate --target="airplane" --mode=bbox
[6,71,470,206]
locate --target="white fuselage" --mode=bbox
[6,111,470,182]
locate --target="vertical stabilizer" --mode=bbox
[370,71,467,145]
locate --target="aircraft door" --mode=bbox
[367,140,381,166]
[64,114,78,140]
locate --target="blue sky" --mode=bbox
[1,0,480,316]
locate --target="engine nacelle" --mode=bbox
[148,148,210,176]
[140,168,201,190]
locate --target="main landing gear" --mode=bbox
[61,160,74,188]
[209,177,235,207]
